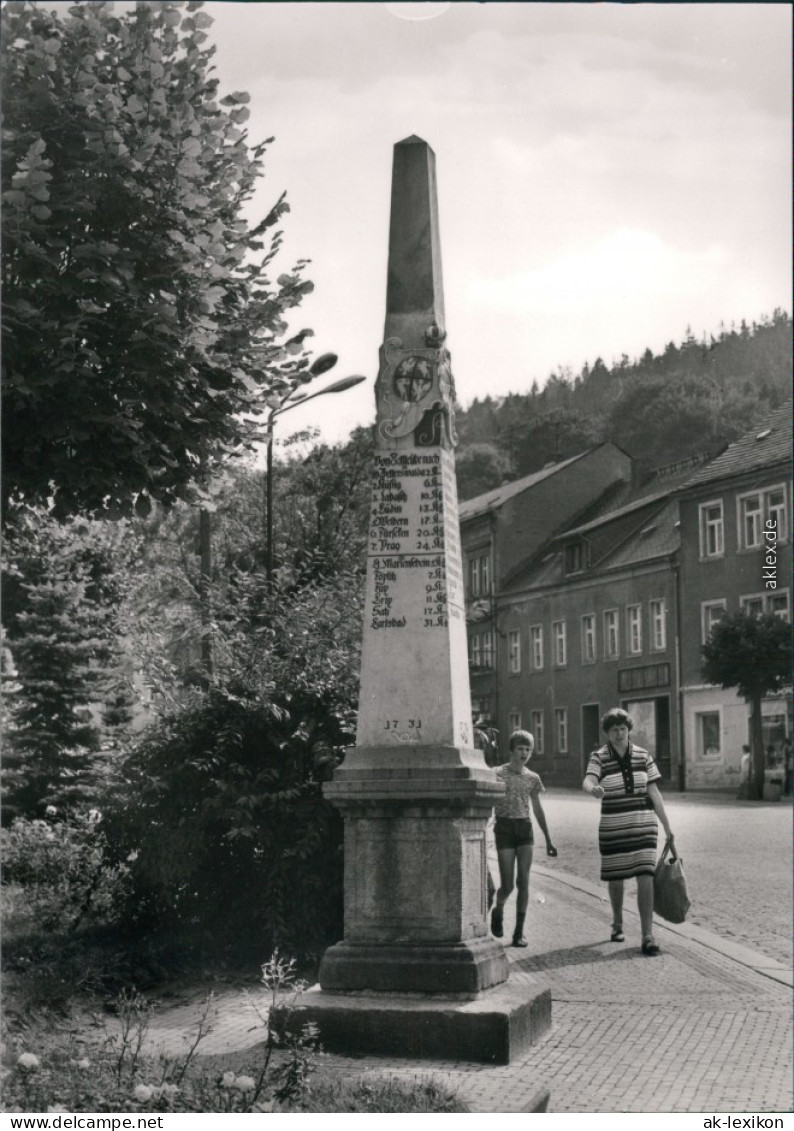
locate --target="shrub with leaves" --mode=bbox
[1,812,130,933]
[104,559,363,961]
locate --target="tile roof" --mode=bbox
[598,499,680,570]
[458,450,588,521]
[503,497,679,593]
[681,404,792,491]
[559,490,672,540]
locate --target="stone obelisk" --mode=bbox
[321,135,508,996]
[293,138,550,1063]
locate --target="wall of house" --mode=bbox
[498,561,679,789]
[679,472,792,684]
[678,466,791,788]
[682,685,790,790]
[495,445,632,585]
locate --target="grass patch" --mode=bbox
[293,1074,470,1113]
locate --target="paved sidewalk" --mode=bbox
[133,864,793,1114]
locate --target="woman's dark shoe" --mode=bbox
[490,905,504,938]
[511,933,528,948]
[610,924,625,942]
[641,937,661,956]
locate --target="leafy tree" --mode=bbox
[1,0,314,518]
[453,310,791,479]
[1,504,137,819]
[701,611,791,800]
[455,441,513,501]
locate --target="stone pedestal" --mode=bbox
[321,773,507,992]
[279,982,551,1066]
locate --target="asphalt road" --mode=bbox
[524,789,793,966]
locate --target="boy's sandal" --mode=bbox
[641,937,661,956]
[610,925,625,942]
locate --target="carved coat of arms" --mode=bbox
[375,327,458,448]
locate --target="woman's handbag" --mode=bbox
[653,837,690,923]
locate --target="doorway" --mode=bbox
[581,703,601,775]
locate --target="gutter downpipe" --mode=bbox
[673,556,686,792]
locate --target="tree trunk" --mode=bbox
[198,507,213,683]
[749,693,765,801]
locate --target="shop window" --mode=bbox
[696,711,721,759]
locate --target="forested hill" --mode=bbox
[454,310,792,501]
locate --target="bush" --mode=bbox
[105,683,348,963]
[1,813,130,933]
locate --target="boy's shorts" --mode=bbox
[494,817,534,850]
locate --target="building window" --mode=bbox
[530,710,544,754]
[472,696,492,720]
[468,553,491,597]
[530,625,544,671]
[508,630,521,674]
[740,594,765,618]
[555,708,568,754]
[552,620,567,667]
[741,590,791,621]
[699,500,724,558]
[768,590,790,621]
[508,710,522,732]
[737,493,764,550]
[565,542,585,574]
[626,605,642,655]
[737,484,788,549]
[766,486,788,542]
[581,614,596,663]
[604,609,619,659]
[696,711,722,759]
[650,599,667,651]
[481,630,495,669]
[470,633,481,668]
[701,599,727,644]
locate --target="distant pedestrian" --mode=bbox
[783,738,793,796]
[582,708,674,956]
[490,729,557,948]
[738,744,752,799]
[473,714,499,767]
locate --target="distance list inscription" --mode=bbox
[368,450,464,631]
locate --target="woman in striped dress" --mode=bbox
[583,708,674,956]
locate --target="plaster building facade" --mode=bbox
[494,486,684,789]
[676,404,792,790]
[458,443,633,728]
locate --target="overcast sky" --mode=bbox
[159,3,794,445]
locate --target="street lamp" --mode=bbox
[265,365,366,578]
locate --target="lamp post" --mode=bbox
[265,366,366,579]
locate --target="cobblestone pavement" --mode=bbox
[534,789,793,966]
[133,860,793,1115]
